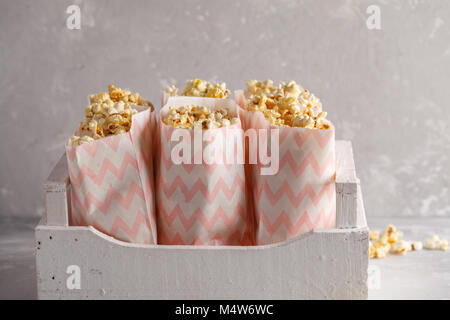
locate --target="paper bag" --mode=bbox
[236,90,336,245]
[66,108,157,244]
[156,97,253,245]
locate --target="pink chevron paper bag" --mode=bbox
[66,108,157,244]
[235,91,336,245]
[156,97,253,245]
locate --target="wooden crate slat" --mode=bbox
[335,141,359,228]
[44,154,69,226]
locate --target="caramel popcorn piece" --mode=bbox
[70,135,95,147]
[369,243,376,259]
[166,85,178,97]
[107,84,154,108]
[369,230,380,241]
[411,241,423,251]
[369,240,390,259]
[384,224,396,236]
[163,105,240,129]
[205,83,230,99]
[166,79,230,98]
[425,235,449,251]
[440,240,449,251]
[244,80,331,129]
[391,240,411,255]
[70,85,153,146]
[89,92,109,104]
[108,84,126,102]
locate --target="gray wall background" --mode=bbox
[0,0,449,220]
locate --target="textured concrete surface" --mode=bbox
[0,218,38,299]
[0,217,449,299]
[0,0,450,220]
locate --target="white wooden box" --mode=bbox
[35,140,369,300]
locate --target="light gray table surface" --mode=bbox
[0,217,449,300]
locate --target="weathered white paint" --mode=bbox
[44,154,69,227]
[36,223,368,299]
[357,184,367,228]
[336,141,359,228]
[36,140,369,299]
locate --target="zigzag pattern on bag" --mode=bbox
[156,100,252,246]
[68,152,139,188]
[235,94,336,245]
[71,180,145,215]
[71,191,153,244]
[254,180,334,207]
[158,174,245,203]
[67,109,157,244]
[254,126,336,244]
[258,203,336,238]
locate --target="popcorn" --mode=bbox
[244,80,332,129]
[369,230,380,241]
[383,224,403,245]
[391,240,411,255]
[166,79,230,98]
[369,243,375,258]
[163,105,240,129]
[369,224,448,258]
[369,224,408,259]
[425,235,449,251]
[70,135,95,147]
[70,85,153,146]
[370,241,390,259]
[411,241,423,251]
[441,240,449,251]
[166,85,178,97]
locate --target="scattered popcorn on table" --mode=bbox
[244,79,332,129]
[425,235,449,251]
[163,105,240,129]
[166,79,230,98]
[369,224,448,258]
[70,85,153,146]
[369,224,400,258]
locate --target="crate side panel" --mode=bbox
[35,226,368,300]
